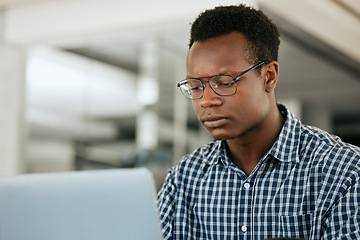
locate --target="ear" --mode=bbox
[263,61,279,93]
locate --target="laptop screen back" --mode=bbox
[0,168,163,240]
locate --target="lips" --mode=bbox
[202,116,228,128]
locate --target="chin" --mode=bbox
[213,136,237,141]
[208,128,246,141]
[208,130,235,141]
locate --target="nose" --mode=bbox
[199,82,222,108]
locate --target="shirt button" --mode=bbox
[244,182,250,189]
[241,225,247,232]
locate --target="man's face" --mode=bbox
[186,32,271,141]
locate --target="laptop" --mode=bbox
[0,168,163,240]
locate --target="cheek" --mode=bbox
[231,84,269,117]
[238,80,267,104]
[192,101,201,117]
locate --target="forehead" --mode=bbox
[186,32,249,76]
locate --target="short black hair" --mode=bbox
[189,4,280,64]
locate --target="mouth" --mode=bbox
[202,117,228,128]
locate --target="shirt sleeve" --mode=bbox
[322,181,360,239]
[157,168,176,240]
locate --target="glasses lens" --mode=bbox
[179,79,203,99]
[209,75,236,96]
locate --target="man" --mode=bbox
[158,4,360,240]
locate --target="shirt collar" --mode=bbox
[268,104,302,163]
[200,140,235,168]
[203,140,226,166]
[203,104,302,166]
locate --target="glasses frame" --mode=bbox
[177,61,268,100]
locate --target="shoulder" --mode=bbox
[300,124,360,161]
[279,104,360,165]
[300,124,360,189]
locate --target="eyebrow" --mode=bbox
[186,71,233,79]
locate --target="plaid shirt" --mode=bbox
[158,105,360,240]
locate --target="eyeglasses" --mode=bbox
[177,61,268,100]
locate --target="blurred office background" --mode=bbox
[0,0,359,189]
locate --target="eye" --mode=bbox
[210,76,234,88]
[218,82,235,88]
[187,79,203,91]
[191,86,203,91]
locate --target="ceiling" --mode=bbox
[2,0,360,142]
[62,0,360,117]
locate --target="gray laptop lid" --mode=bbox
[0,168,163,240]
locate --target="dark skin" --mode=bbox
[187,31,284,176]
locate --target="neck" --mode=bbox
[226,106,285,176]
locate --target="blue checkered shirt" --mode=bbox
[158,105,360,240]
